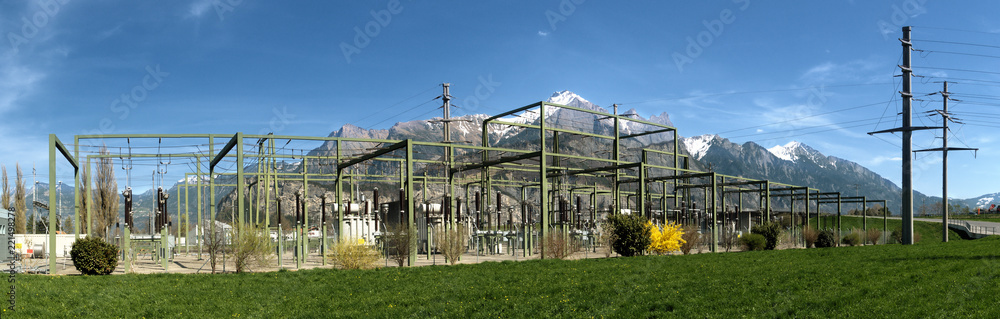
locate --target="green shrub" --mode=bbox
[739,233,767,251]
[70,236,118,275]
[230,222,275,273]
[842,231,862,246]
[890,228,903,244]
[751,221,782,250]
[605,213,651,257]
[328,238,380,270]
[888,228,922,244]
[815,230,836,248]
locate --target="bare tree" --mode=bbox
[77,165,89,235]
[1,165,9,210]
[15,164,27,234]
[385,222,416,267]
[203,220,228,273]
[95,148,119,239]
[434,225,467,265]
[230,221,274,273]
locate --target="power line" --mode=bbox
[921,66,1000,76]
[727,117,882,140]
[916,49,1000,60]
[912,26,1000,36]
[616,83,892,106]
[364,96,440,129]
[351,85,438,126]
[912,39,1000,50]
[715,100,889,136]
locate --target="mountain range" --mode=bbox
[12,91,999,231]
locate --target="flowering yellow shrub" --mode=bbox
[648,221,685,255]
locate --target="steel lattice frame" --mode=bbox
[47,100,886,270]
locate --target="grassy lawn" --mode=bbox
[4,235,1000,318]
[952,217,1000,223]
[811,215,963,242]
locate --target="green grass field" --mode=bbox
[4,232,999,318]
[953,215,1000,223]
[810,215,964,242]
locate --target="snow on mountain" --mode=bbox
[767,141,803,162]
[548,90,591,106]
[496,90,599,136]
[681,134,717,160]
[177,175,211,184]
[978,197,996,207]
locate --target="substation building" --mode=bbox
[38,97,889,272]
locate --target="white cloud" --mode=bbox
[800,59,880,83]
[537,30,549,36]
[869,155,902,165]
[0,53,46,114]
[803,62,835,79]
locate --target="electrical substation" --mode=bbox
[43,91,891,273]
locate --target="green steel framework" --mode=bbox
[46,100,886,270]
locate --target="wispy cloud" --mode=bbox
[0,53,46,114]
[800,59,880,83]
[869,155,902,165]
[537,30,549,37]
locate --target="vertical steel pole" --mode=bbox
[539,103,549,258]
[901,26,915,245]
[302,158,309,261]
[321,195,327,266]
[711,173,718,253]
[405,140,416,266]
[73,137,80,239]
[86,157,93,237]
[837,194,842,242]
[48,134,57,273]
[236,132,245,228]
[942,81,950,242]
[196,156,203,260]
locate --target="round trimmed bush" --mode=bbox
[751,221,782,250]
[842,231,862,246]
[815,230,837,248]
[606,213,651,257]
[70,237,119,275]
[740,233,767,251]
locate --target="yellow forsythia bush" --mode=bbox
[648,221,686,255]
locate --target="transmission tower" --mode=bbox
[914,81,977,242]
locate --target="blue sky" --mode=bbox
[2,1,1000,199]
